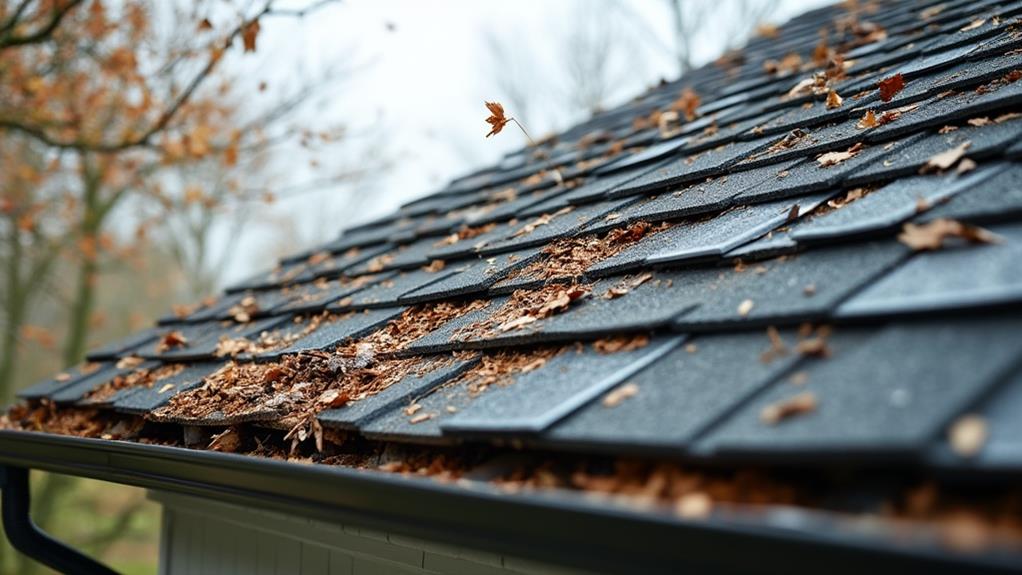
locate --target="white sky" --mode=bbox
[219,0,831,283]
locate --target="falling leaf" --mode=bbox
[737,299,754,317]
[920,141,971,173]
[760,392,817,425]
[602,382,639,407]
[825,89,843,109]
[484,101,510,138]
[949,415,987,457]
[241,19,261,53]
[878,73,905,102]
[898,219,1000,251]
[857,110,878,129]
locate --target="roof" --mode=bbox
[5,0,1022,572]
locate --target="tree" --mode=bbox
[0,1,367,572]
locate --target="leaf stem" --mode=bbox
[510,118,537,147]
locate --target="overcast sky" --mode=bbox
[220,0,831,283]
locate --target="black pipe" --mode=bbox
[0,466,118,575]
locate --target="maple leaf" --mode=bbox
[898,219,1000,251]
[484,101,510,137]
[878,73,905,102]
[242,19,261,53]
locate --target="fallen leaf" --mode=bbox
[878,73,905,102]
[956,158,977,174]
[498,315,538,332]
[317,389,350,408]
[920,141,971,173]
[949,415,987,457]
[602,382,639,407]
[671,88,701,121]
[737,299,754,317]
[795,337,831,357]
[760,392,817,425]
[158,383,175,394]
[857,110,878,129]
[898,219,1000,251]
[817,142,864,167]
[825,89,843,109]
[960,18,986,31]
[116,355,144,370]
[241,19,260,53]
[674,492,713,519]
[157,331,188,352]
[484,101,510,138]
[409,413,433,424]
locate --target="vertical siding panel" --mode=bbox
[185,514,205,575]
[301,543,330,574]
[276,538,302,575]
[236,523,260,575]
[256,530,276,575]
[328,550,354,575]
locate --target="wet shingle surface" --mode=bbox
[17,0,1022,494]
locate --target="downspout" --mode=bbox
[0,466,118,575]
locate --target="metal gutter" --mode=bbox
[0,430,1019,575]
[0,466,118,575]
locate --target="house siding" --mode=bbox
[150,491,592,575]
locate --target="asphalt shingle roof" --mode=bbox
[8,0,1022,562]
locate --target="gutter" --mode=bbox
[0,430,1018,575]
[0,466,117,574]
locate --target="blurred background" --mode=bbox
[0,0,827,572]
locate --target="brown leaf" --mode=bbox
[602,382,639,407]
[116,355,144,370]
[878,73,905,102]
[157,331,188,353]
[760,392,817,425]
[317,389,350,408]
[825,89,843,109]
[198,18,213,31]
[920,141,971,173]
[857,110,878,129]
[671,88,701,122]
[817,142,864,167]
[898,219,1000,251]
[484,101,510,137]
[241,19,261,53]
